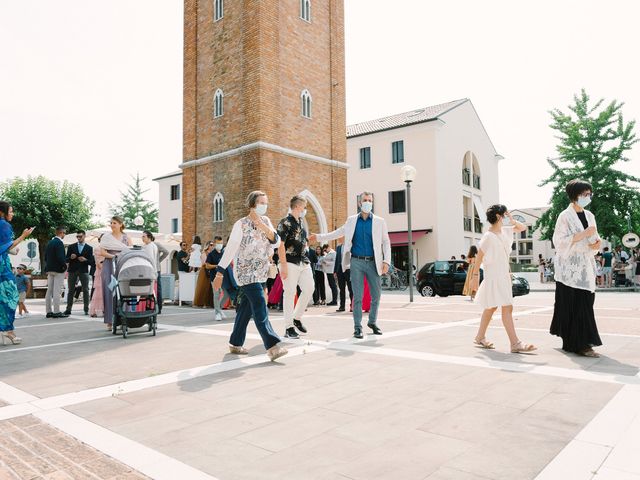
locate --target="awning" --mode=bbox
[472,195,487,224]
[389,229,429,246]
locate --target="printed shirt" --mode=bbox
[277,214,309,265]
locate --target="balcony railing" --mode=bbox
[462,169,471,186]
[473,174,481,189]
[518,249,533,256]
[463,216,472,232]
[474,218,483,233]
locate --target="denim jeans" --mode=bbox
[229,283,281,350]
[349,257,381,328]
[213,285,231,315]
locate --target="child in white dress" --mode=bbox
[471,205,536,353]
[189,235,202,272]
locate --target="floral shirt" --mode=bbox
[277,214,309,265]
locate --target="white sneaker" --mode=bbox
[22,312,30,317]
[215,312,223,321]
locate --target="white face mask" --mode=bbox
[255,204,268,216]
[502,214,510,225]
[361,201,373,214]
[577,196,591,208]
[300,208,307,218]
[215,243,223,252]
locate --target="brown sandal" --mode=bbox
[474,337,495,349]
[511,341,537,353]
[580,348,600,358]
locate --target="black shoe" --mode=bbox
[60,312,70,318]
[285,327,300,339]
[367,323,383,335]
[46,312,54,318]
[353,327,363,339]
[336,308,345,312]
[63,310,71,316]
[51,312,63,318]
[327,302,337,306]
[84,311,89,316]
[293,319,307,334]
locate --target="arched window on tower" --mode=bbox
[214,89,224,118]
[213,192,224,223]
[300,0,311,22]
[214,0,224,21]
[301,89,312,119]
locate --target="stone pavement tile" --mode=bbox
[80,457,131,478]
[420,400,522,443]
[107,414,192,443]
[596,467,640,480]
[471,374,567,410]
[425,466,495,480]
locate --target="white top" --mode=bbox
[217,216,280,286]
[321,250,336,274]
[189,244,202,268]
[142,242,159,271]
[475,226,514,309]
[553,205,598,293]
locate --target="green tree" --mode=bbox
[0,176,96,272]
[537,89,640,242]
[109,173,158,232]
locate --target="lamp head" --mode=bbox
[133,215,144,227]
[401,164,417,183]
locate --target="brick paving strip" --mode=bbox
[0,415,148,480]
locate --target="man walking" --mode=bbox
[334,240,352,312]
[311,192,391,338]
[64,230,94,315]
[277,195,315,339]
[44,226,68,318]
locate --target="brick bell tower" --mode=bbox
[182,0,347,243]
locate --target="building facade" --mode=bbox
[508,207,556,264]
[181,0,348,243]
[153,171,183,235]
[347,99,502,270]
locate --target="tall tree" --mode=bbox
[537,89,640,242]
[110,173,158,232]
[0,176,96,272]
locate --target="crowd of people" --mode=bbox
[0,180,636,361]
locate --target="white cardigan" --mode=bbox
[552,205,598,293]
[316,213,391,276]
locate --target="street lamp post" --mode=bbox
[401,165,417,302]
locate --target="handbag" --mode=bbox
[268,263,278,279]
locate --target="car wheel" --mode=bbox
[420,284,435,297]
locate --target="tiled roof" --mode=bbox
[346,99,468,138]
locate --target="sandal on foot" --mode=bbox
[580,348,600,358]
[511,341,537,353]
[474,337,494,349]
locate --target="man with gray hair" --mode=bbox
[310,192,391,338]
[277,195,315,339]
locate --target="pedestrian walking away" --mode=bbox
[550,179,602,357]
[64,230,95,316]
[0,201,34,345]
[462,245,478,301]
[311,191,391,339]
[471,205,536,353]
[277,195,315,339]
[213,191,288,361]
[44,226,68,318]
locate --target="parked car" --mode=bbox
[416,260,529,298]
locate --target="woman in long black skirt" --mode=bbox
[550,179,602,357]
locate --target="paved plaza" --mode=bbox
[0,291,639,480]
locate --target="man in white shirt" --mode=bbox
[310,192,391,339]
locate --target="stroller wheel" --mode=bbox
[152,325,157,336]
[122,325,128,339]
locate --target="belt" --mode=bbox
[352,255,375,261]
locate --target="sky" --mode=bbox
[1,0,640,224]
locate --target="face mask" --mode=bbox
[300,208,307,218]
[502,215,510,225]
[361,201,373,214]
[255,204,268,216]
[215,243,223,252]
[577,196,591,208]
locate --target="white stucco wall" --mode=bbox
[155,174,183,234]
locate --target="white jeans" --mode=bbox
[45,272,65,313]
[281,262,315,329]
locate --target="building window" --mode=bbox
[214,0,224,21]
[392,141,404,164]
[301,89,312,118]
[214,88,224,118]
[300,0,311,22]
[213,192,224,223]
[171,218,179,234]
[359,147,371,169]
[388,190,406,214]
[170,184,180,201]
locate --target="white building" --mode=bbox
[347,99,503,270]
[152,171,183,235]
[509,207,556,265]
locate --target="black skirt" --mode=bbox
[550,281,602,353]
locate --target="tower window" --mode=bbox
[213,192,224,223]
[214,0,224,21]
[301,89,312,118]
[214,88,224,118]
[300,0,311,22]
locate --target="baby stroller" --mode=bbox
[113,248,158,338]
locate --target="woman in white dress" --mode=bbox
[471,205,536,353]
[188,235,202,272]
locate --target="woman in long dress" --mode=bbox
[193,241,214,307]
[0,201,34,345]
[471,205,536,353]
[550,180,602,357]
[462,245,478,301]
[100,216,131,330]
[89,235,105,317]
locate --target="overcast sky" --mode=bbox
[2,0,639,224]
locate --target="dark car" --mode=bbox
[417,260,529,298]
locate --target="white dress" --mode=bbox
[475,226,514,309]
[188,244,202,268]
